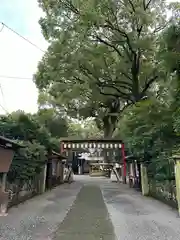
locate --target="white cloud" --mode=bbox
[0,0,48,114]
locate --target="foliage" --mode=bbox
[34,0,178,136]
[116,98,179,180]
[8,142,46,184]
[67,119,103,138]
[161,21,180,136]
[114,5,180,181]
[35,108,68,138]
[0,110,68,182]
[37,0,168,101]
[2,1,180,185]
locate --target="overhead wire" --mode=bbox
[0,22,46,53]
[0,23,4,32]
[0,83,8,113]
[0,21,46,113]
[0,75,37,113]
[0,75,33,80]
[0,95,9,114]
[0,103,8,114]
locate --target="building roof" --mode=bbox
[90,163,113,166]
[51,150,67,159]
[60,137,123,143]
[0,136,24,150]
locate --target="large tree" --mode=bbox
[116,97,179,182]
[35,0,176,136]
[159,11,180,133]
[35,42,128,137]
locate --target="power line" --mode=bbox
[0,22,42,114]
[0,84,8,113]
[0,75,33,80]
[0,75,35,113]
[0,22,46,53]
[0,96,8,114]
[0,103,8,114]
[0,23,4,32]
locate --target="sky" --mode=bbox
[0,0,48,114]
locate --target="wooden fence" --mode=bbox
[7,177,41,208]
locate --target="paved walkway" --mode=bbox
[1,176,180,240]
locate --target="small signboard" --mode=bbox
[0,147,14,173]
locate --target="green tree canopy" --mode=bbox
[35,108,68,138]
[35,0,178,136]
[116,97,179,180]
[0,110,68,183]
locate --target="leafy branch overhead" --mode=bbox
[0,110,68,183]
[37,0,171,100]
[35,0,178,137]
[115,10,180,180]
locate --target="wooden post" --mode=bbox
[60,142,64,154]
[60,161,64,183]
[1,173,7,192]
[121,143,126,183]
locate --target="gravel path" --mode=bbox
[0,182,82,240]
[101,181,180,240]
[53,185,116,240]
[1,176,180,240]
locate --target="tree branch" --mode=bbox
[73,76,85,84]
[79,64,98,82]
[137,25,143,38]
[99,89,120,98]
[102,55,114,82]
[127,0,136,12]
[101,20,136,54]
[140,75,158,98]
[122,45,133,61]
[62,0,80,15]
[114,80,132,87]
[95,35,123,57]
[98,83,133,102]
[120,72,133,81]
[152,21,170,34]
[143,0,153,10]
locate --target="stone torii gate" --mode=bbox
[60,138,126,182]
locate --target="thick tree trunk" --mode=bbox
[103,126,114,138]
[102,116,117,165]
[103,116,117,138]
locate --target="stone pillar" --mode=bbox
[140,163,149,196]
[173,156,180,216]
[40,164,47,194]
